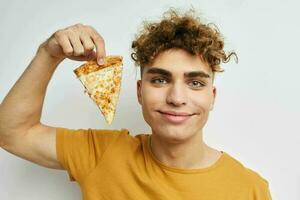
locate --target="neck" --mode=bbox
[149,131,212,169]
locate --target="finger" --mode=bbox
[88,27,106,65]
[79,33,95,56]
[54,32,73,56]
[85,50,97,60]
[68,50,96,61]
[68,32,85,56]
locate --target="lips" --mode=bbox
[158,110,194,116]
[158,110,195,123]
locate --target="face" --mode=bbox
[137,49,216,144]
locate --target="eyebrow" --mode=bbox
[145,67,211,78]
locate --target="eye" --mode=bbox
[188,80,205,88]
[150,77,168,85]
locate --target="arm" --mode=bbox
[0,23,106,169]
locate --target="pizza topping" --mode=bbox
[74,56,123,124]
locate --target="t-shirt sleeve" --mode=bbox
[250,179,272,200]
[263,181,273,200]
[56,127,128,183]
[247,169,273,200]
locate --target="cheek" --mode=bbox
[140,86,164,125]
[191,92,214,112]
[141,86,164,105]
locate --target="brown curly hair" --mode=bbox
[131,8,237,77]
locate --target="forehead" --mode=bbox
[143,49,212,77]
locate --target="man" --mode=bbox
[0,9,272,199]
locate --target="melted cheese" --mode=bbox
[78,65,122,124]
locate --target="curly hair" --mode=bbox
[131,8,237,77]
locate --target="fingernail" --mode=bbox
[98,58,104,65]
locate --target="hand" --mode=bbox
[39,23,106,65]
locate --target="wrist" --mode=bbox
[36,43,65,65]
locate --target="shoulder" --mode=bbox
[222,152,272,199]
[56,127,133,151]
[112,130,149,147]
[56,127,130,138]
[223,152,270,186]
[57,127,149,144]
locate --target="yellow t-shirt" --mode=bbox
[56,127,272,200]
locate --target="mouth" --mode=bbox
[157,110,195,124]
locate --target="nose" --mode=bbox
[166,82,187,107]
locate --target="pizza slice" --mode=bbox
[73,56,123,124]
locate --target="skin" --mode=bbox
[44,23,106,63]
[137,49,222,169]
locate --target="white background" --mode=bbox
[0,0,299,199]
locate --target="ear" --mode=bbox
[137,80,142,105]
[210,86,217,111]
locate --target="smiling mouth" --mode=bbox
[158,111,194,116]
[157,111,195,123]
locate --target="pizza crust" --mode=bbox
[74,56,123,77]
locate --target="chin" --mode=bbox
[151,124,198,144]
